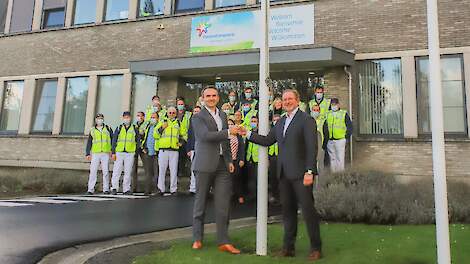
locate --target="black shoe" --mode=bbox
[123,191,132,195]
[111,189,117,195]
[86,191,93,195]
[103,191,110,195]
[170,192,177,196]
[189,191,196,196]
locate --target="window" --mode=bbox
[62,77,89,134]
[138,0,164,17]
[32,79,57,133]
[215,0,246,8]
[42,0,66,29]
[10,0,35,33]
[74,0,96,25]
[358,59,403,135]
[132,74,158,119]
[0,81,24,132]
[96,75,123,129]
[105,0,129,21]
[416,55,467,135]
[0,0,8,34]
[175,0,204,13]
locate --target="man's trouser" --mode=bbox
[193,156,232,245]
[189,151,196,193]
[158,150,179,193]
[111,152,135,193]
[268,156,279,200]
[317,134,326,184]
[88,153,110,193]
[247,161,258,200]
[279,170,322,252]
[142,153,158,194]
[178,143,188,177]
[131,150,145,193]
[326,138,346,173]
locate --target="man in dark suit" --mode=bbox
[240,89,322,261]
[191,86,241,254]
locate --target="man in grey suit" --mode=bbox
[240,89,322,261]
[191,86,241,254]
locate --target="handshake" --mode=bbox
[229,125,247,136]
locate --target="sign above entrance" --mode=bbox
[190,4,315,53]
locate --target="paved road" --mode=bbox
[0,194,279,264]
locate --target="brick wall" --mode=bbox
[0,0,469,77]
[354,140,470,178]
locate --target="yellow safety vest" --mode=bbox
[179,111,192,141]
[145,105,167,121]
[242,110,258,128]
[157,119,183,150]
[90,126,112,153]
[246,141,260,163]
[309,98,331,119]
[115,125,137,153]
[268,143,278,156]
[326,110,347,140]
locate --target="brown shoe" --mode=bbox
[275,249,295,257]
[192,240,202,250]
[218,244,241,254]
[308,250,322,261]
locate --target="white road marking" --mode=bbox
[48,196,116,202]
[1,198,77,204]
[92,194,149,199]
[0,201,34,207]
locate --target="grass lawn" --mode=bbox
[133,223,469,264]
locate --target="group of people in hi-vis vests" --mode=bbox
[85,82,352,202]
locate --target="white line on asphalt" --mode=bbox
[1,198,78,204]
[91,194,149,199]
[49,196,116,202]
[0,201,34,207]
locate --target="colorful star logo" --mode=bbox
[196,22,210,37]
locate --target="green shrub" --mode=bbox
[0,167,88,197]
[314,171,470,224]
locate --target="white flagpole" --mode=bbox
[426,0,451,263]
[256,0,270,256]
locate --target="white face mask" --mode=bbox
[312,112,320,119]
[95,119,104,126]
[150,118,157,125]
[331,105,339,112]
[223,109,231,115]
[229,96,236,102]
[315,93,324,100]
[123,118,131,125]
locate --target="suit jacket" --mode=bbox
[191,107,232,173]
[249,109,318,180]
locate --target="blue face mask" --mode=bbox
[250,123,257,129]
[177,105,185,111]
[245,93,252,99]
[331,105,339,112]
[243,106,250,112]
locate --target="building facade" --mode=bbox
[0,0,469,181]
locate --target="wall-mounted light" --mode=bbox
[308,71,315,75]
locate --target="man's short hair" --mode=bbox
[137,111,145,116]
[202,85,218,96]
[282,89,300,101]
[194,105,201,110]
[152,95,159,100]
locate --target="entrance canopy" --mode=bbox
[129,47,354,81]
